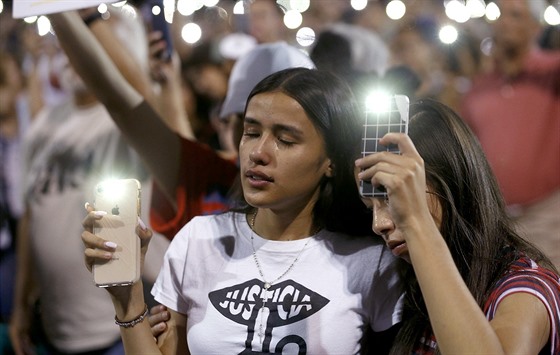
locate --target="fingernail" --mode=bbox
[103,252,113,259]
[84,202,91,210]
[94,211,107,217]
[104,241,117,249]
[138,217,147,231]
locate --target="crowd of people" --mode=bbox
[0,0,558,354]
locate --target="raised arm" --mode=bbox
[48,11,180,206]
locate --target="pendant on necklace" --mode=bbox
[264,282,271,289]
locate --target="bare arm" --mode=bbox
[48,11,180,206]
[9,208,39,355]
[148,31,195,140]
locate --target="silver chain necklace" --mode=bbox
[248,210,317,343]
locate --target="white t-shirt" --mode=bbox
[152,212,403,354]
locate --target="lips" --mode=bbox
[387,240,408,257]
[245,170,274,188]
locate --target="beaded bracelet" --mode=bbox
[114,305,149,328]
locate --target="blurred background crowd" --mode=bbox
[0,0,558,354]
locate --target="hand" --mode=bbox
[148,304,170,339]
[8,308,35,355]
[356,133,433,232]
[148,31,178,83]
[81,203,153,283]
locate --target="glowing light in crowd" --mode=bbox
[181,22,202,44]
[544,5,560,26]
[439,24,458,44]
[445,0,469,23]
[233,1,245,15]
[350,0,368,11]
[111,1,127,7]
[152,5,162,15]
[284,10,303,29]
[290,0,310,13]
[24,16,38,24]
[485,2,500,21]
[296,27,315,47]
[37,16,51,36]
[98,3,108,14]
[466,0,486,18]
[177,0,203,16]
[203,0,220,7]
[386,1,406,21]
[0,1,3,14]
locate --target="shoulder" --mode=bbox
[172,212,245,241]
[319,231,397,269]
[485,256,560,320]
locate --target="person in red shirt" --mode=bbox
[461,0,560,268]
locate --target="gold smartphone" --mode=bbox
[93,179,141,287]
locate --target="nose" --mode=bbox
[249,133,272,165]
[371,198,394,238]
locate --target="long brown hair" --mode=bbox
[390,99,557,354]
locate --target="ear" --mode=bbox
[324,161,334,178]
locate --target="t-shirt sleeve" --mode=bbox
[148,125,238,241]
[151,222,192,313]
[484,264,560,354]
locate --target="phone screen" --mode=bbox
[141,0,173,61]
[360,95,409,198]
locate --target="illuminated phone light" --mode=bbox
[365,91,392,113]
[98,179,125,200]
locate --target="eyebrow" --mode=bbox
[244,116,305,138]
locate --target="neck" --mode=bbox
[249,209,320,241]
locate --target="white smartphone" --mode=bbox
[93,178,141,287]
[360,94,409,198]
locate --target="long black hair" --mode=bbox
[390,99,557,354]
[231,67,372,236]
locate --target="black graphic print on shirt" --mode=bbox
[209,278,330,354]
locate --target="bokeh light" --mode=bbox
[386,0,406,21]
[181,22,202,44]
[439,24,458,44]
[296,27,315,47]
[284,9,303,29]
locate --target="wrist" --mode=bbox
[82,11,104,27]
[110,281,146,320]
[114,304,149,328]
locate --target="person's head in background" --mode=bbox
[235,67,372,236]
[310,23,420,105]
[492,0,547,55]
[367,98,555,352]
[217,41,315,155]
[248,0,287,44]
